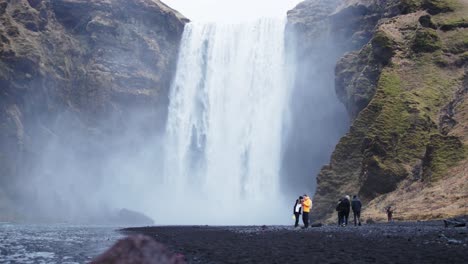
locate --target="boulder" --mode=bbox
[91,235,186,264]
[112,209,154,226]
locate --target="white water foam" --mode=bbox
[156,18,293,225]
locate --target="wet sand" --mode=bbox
[123,221,467,264]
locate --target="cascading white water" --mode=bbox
[159,18,292,225]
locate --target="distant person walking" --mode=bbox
[293,196,303,228]
[351,195,362,226]
[386,206,395,222]
[301,194,312,228]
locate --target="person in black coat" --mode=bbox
[351,195,362,226]
[336,199,344,226]
[293,196,303,228]
[386,206,395,222]
[342,195,351,226]
[336,196,351,226]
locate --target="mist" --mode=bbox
[281,2,350,197]
[164,0,304,22]
[5,0,348,225]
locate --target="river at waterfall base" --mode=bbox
[0,223,122,264]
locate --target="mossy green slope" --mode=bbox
[313,0,467,222]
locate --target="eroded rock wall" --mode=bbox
[0,0,187,221]
[291,0,467,222]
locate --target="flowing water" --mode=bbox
[158,18,293,225]
[0,223,122,263]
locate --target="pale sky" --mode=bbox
[163,0,303,22]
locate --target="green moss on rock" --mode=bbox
[371,31,397,63]
[313,0,467,222]
[422,134,466,181]
[438,17,468,31]
[401,0,424,13]
[443,29,468,54]
[368,71,409,143]
[401,0,458,14]
[456,51,468,65]
[412,28,442,52]
[422,0,458,15]
[335,45,383,118]
[335,58,459,200]
[360,155,408,199]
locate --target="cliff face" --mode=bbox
[291,0,467,222]
[283,0,350,196]
[0,0,187,221]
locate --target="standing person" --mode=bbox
[386,206,395,222]
[342,195,351,226]
[336,198,345,226]
[293,196,303,228]
[301,194,312,228]
[351,195,362,226]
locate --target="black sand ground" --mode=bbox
[123,222,467,264]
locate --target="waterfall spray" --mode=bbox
[158,18,293,224]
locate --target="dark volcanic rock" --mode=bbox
[91,235,186,264]
[287,0,342,47]
[329,0,406,50]
[122,225,467,264]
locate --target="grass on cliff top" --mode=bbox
[403,0,467,29]
[432,0,468,27]
[425,0,461,12]
[402,0,461,14]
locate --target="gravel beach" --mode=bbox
[122,221,467,264]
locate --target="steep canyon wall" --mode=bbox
[290,0,467,222]
[0,0,187,222]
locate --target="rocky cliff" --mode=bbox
[0,0,187,221]
[290,0,467,222]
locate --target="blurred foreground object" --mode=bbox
[91,235,186,264]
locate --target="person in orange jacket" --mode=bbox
[301,194,312,228]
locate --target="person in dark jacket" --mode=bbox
[351,195,362,226]
[335,196,350,226]
[293,196,303,228]
[342,195,351,226]
[386,206,395,222]
[336,199,344,226]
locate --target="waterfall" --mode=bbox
[160,18,292,224]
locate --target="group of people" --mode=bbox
[336,195,362,226]
[292,194,396,227]
[292,194,312,228]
